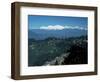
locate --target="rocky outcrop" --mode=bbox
[43,53,70,65]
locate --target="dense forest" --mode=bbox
[28,35,88,66]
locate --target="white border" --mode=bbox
[20,7,95,75]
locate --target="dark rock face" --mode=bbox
[62,42,88,65]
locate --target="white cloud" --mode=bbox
[40,25,64,30]
[40,25,87,30]
[65,26,87,30]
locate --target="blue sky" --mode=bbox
[28,15,88,30]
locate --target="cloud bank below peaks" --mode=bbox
[40,25,87,30]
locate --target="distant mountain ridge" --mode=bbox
[28,28,87,40]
